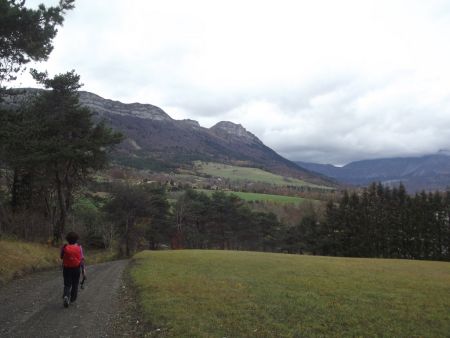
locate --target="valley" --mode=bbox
[296,153,450,192]
[2,3,450,338]
[195,161,330,190]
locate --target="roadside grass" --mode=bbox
[198,189,317,205]
[84,248,118,265]
[0,238,119,285]
[195,162,330,189]
[0,239,59,285]
[131,250,450,337]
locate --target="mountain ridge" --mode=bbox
[77,91,334,186]
[295,154,450,192]
[3,88,334,187]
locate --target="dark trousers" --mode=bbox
[63,266,81,302]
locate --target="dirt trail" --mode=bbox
[0,260,129,338]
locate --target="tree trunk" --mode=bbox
[11,168,20,212]
[125,217,130,257]
[54,172,66,244]
[0,199,11,235]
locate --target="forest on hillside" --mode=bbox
[295,183,450,261]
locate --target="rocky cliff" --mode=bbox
[210,121,262,145]
[77,91,332,185]
[2,88,333,186]
[78,91,171,121]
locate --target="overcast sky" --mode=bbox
[15,0,450,165]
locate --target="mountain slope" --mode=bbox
[296,154,450,192]
[76,91,333,185]
[2,88,333,187]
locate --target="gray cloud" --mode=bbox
[14,0,450,165]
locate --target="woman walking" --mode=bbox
[60,232,85,308]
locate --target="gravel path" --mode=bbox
[0,260,129,338]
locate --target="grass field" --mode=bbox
[131,250,450,337]
[198,189,315,205]
[196,162,330,189]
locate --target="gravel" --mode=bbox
[0,259,130,338]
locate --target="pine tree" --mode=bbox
[322,200,339,256]
[143,185,171,250]
[3,71,122,241]
[443,191,450,260]
[0,0,74,85]
[0,0,74,234]
[429,192,445,260]
[104,184,152,256]
[358,188,372,257]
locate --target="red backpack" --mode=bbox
[63,244,82,268]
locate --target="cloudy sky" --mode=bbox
[15,0,450,165]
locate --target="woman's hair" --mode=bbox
[66,232,79,244]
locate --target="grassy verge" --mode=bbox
[84,248,119,265]
[0,239,59,285]
[131,250,450,337]
[0,238,118,285]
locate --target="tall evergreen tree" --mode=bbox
[322,183,449,261]
[0,0,74,85]
[104,184,152,256]
[443,191,450,260]
[2,71,122,241]
[0,0,74,233]
[429,192,445,260]
[358,188,372,257]
[143,185,171,249]
[322,200,339,256]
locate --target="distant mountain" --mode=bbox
[295,154,450,192]
[2,89,333,187]
[79,92,334,185]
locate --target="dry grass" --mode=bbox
[84,248,118,265]
[0,239,118,285]
[0,239,60,285]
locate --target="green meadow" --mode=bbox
[131,250,450,337]
[198,189,315,205]
[195,162,329,189]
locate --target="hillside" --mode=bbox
[296,153,450,192]
[195,162,329,189]
[2,89,333,187]
[78,91,330,185]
